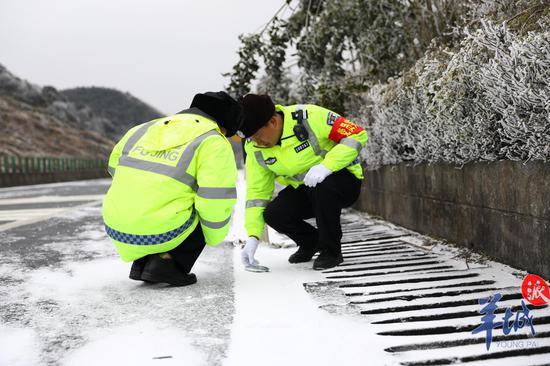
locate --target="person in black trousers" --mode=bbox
[263,169,361,264]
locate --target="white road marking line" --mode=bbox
[0,208,68,220]
[0,195,105,205]
[0,201,102,233]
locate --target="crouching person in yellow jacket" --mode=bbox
[239,94,367,270]
[102,91,241,286]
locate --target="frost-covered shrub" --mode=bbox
[356,20,550,169]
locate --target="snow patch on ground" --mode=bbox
[1,179,236,365]
[2,251,232,365]
[0,325,40,366]
[25,257,130,301]
[42,223,116,260]
[62,321,206,366]
[56,204,103,221]
[224,245,390,366]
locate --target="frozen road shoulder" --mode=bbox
[224,245,389,366]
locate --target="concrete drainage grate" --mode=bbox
[307,215,550,365]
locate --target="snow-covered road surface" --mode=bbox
[0,177,549,366]
[0,180,234,366]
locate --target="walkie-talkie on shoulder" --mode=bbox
[291,107,309,141]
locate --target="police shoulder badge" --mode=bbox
[326,111,341,126]
[264,157,277,165]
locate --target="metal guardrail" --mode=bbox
[0,155,106,174]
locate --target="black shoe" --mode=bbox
[129,256,149,281]
[313,253,343,270]
[140,255,197,286]
[288,247,318,263]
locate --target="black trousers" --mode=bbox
[168,224,206,273]
[263,169,362,257]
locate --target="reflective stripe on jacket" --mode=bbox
[244,104,368,238]
[102,108,237,261]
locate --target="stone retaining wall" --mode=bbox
[356,161,550,279]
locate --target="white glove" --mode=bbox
[303,164,332,187]
[241,236,260,266]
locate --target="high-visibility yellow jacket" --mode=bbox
[244,104,368,239]
[102,108,237,262]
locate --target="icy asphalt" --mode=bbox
[1,177,549,366]
[0,177,374,366]
[0,180,235,366]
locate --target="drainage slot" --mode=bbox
[337,254,436,268]
[373,303,545,324]
[345,280,497,297]
[326,260,444,273]
[344,250,422,259]
[328,266,455,279]
[342,235,406,244]
[355,287,504,305]
[363,293,524,315]
[401,345,550,365]
[342,241,405,249]
[340,273,480,289]
[386,329,550,353]
[342,245,411,254]
[379,315,550,336]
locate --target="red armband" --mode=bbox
[328,117,364,143]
